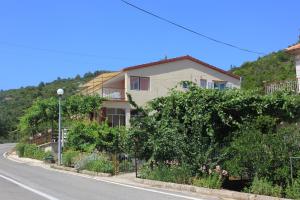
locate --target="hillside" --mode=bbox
[0,70,109,142]
[0,49,297,142]
[231,50,295,91]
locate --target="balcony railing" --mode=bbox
[265,79,299,94]
[101,87,125,100]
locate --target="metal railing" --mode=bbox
[101,88,125,100]
[265,79,299,94]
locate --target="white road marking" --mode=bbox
[93,178,207,200]
[3,152,25,163]
[0,174,60,200]
[44,169,207,200]
[2,152,8,158]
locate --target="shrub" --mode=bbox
[129,86,300,173]
[17,143,47,160]
[32,148,47,160]
[246,177,282,197]
[66,121,127,154]
[119,160,134,173]
[43,151,54,163]
[285,179,300,199]
[80,154,113,174]
[16,143,26,157]
[140,164,192,184]
[23,144,37,158]
[84,159,113,174]
[74,153,114,174]
[193,173,223,189]
[223,123,300,186]
[62,150,81,167]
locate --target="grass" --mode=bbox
[192,173,223,189]
[16,143,51,161]
[140,164,192,184]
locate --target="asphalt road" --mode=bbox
[0,143,214,200]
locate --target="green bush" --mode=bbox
[128,85,300,174]
[119,160,134,173]
[43,151,54,163]
[62,150,81,167]
[23,144,36,158]
[20,143,47,160]
[16,143,26,157]
[192,173,223,189]
[246,177,282,197]
[66,121,127,154]
[83,154,113,174]
[140,164,192,184]
[285,179,300,199]
[223,123,300,186]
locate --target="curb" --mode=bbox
[134,178,291,200]
[50,165,112,177]
[6,152,292,200]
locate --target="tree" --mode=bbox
[18,95,103,140]
[0,70,110,141]
[231,51,295,91]
[223,122,300,186]
[128,82,300,172]
[66,121,127,154]
[65,95,103,120]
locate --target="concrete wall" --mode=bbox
[125,59,241,106]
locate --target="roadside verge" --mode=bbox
[5,151,291,200]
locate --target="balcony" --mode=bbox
[265,79,299,94]
[101,87,125,100]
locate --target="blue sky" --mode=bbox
[0,0,299,90]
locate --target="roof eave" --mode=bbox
[122,55,240,80]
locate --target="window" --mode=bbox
[226,83,233,89]
[182,82,189,89]
[200,79,207,88]
[130,76,150,91]
[106,108,125,127]
[207,82,214,89]
[130,76,140,90]
[213,81,227,90]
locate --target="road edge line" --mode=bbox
[0,174,59,200]
[5,151,209,200]
[3,152,25,163]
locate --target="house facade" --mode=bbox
[80,55,241,127]
[265,43,300,94]
[286,43,300,92]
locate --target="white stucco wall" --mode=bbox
[295,54,300,93]
[295,54,300,79]
[125,59,241,106]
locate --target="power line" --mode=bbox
[121,0,265,55]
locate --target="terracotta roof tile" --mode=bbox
[286,43,300,53]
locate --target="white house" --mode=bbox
[81,55,241,127]
[286,43,300,92]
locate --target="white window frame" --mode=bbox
[130,76,150,91]
[200,79,207,89]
